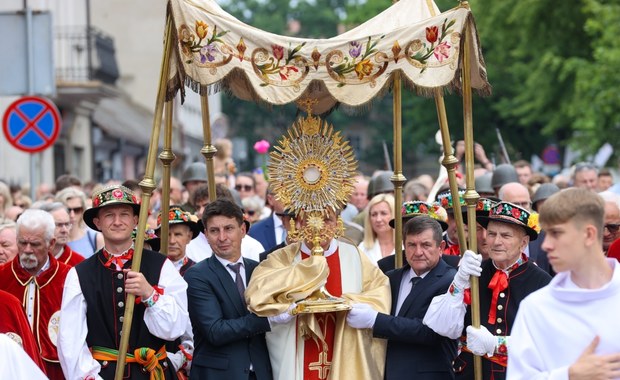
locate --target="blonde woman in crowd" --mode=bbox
[358,193,396,264]
[55,187,104,258]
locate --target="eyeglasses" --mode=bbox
[605,224,620,234]
[67,207,84,214]
[55,222,73,229]
[246,210,256,216]
[235,185,253,192]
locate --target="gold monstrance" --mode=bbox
[268,98,357,314]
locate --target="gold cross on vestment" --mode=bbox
[308,351,331,379]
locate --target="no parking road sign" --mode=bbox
[2,96,62,153]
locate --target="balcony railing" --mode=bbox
[55,26,119,84]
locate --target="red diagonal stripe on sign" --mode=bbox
[12,104,52,143]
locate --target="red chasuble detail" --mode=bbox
[0,289,48,375]
[301,250,342,380]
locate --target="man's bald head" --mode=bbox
[498,182,532,211]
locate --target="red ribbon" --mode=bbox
[103,248,134,270]
[487,270,508,324]
[444,244,460,256]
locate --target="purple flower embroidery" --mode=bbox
[200,43,217,63]
[349,41,362,58]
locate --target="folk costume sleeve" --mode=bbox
[142,259,189,340]
[423,282,468,339]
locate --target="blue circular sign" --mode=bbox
[2,96,61,153]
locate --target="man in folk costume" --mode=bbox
[34,201,85,267]
[58,185,189,379]
[246,109,390,380]
[154,205,200,375]
[0,209,71,379]
[424,201,551,380]
[155,205,201,276]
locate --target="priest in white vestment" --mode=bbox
[246,209,390,380]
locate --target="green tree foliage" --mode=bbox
[473,0,620,159]
[569,0,620,152]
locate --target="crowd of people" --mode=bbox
[1,147,620,379]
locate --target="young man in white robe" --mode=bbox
[507,188,620,380]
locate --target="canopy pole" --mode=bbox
[435,91,467,250]
[460,10,483,380]
[114,14,174,380]
[392,71,406,268]
[200,95,218,202]
[158,100,176,253]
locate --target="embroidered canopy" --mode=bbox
[166,0,491,113]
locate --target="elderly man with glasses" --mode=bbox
[32,202,85,267]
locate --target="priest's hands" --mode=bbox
[268,303,297,326]
[453,250,482,290]
[346,303,378,329]
[466,325,497,357]
[124,270,154,299]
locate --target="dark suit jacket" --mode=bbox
[377,253,460,274]
[184,256,272,380]
[528,230,555,276]
[373,260,458,380]
[248,214,278,252]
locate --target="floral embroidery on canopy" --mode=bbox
[252,43,310,88]
[166,0,491,113]
[326,36,388,87]
[406,18,458,72]
[179,21,232,70]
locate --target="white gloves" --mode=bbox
[453,250,482,290]
[466,325,497,357]
[268,303,297,326]
[346,303,378,329]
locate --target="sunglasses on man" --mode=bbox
[605,223,620,234]
[235,184,253,192]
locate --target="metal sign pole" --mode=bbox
[25,0,38,200]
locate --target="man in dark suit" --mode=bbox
[249,187,288,252]
[346,216,482,380]
[184,199,274,380]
